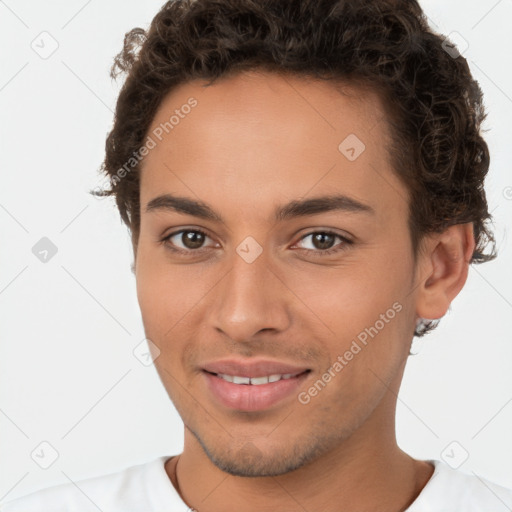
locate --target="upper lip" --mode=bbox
[202,359,310,378]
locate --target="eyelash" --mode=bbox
[159,228,353,257]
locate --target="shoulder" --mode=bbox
[0,455,182,512]
[407,460,512,511]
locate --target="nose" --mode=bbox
[208,247,292,343]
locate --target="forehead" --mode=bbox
[143,70,387,157]
[139,70,407,222]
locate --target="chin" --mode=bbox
[191,427,335,477]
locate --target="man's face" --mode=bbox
[135,71,421,476]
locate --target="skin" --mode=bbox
[134,70,475,512]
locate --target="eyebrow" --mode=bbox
[145,193,375,222]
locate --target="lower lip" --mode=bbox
[203,371,310,412]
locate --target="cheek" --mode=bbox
[287,257,406,328]
[136,246,180,336]
[135,246,213,347]
[286,254,413,381]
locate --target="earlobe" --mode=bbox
[415,223,475,321]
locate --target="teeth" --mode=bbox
[217,373,300,385]
[232,376,250,384]
[248,376,268,385]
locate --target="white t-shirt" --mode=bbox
[2,456,512,511]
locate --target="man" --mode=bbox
[2,0,511,510]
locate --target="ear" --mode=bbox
[415,223,475,321]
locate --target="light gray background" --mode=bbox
[1,0,511,503]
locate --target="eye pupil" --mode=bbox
[313,233,335,250]
[183,231,205,249]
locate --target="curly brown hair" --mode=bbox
[91,0,496,337]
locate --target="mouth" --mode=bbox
[201,364,311,412]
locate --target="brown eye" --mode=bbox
[180,230,206,249]
[162,229,214,253]
[294,231,352,257]
[311,232,336,250]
